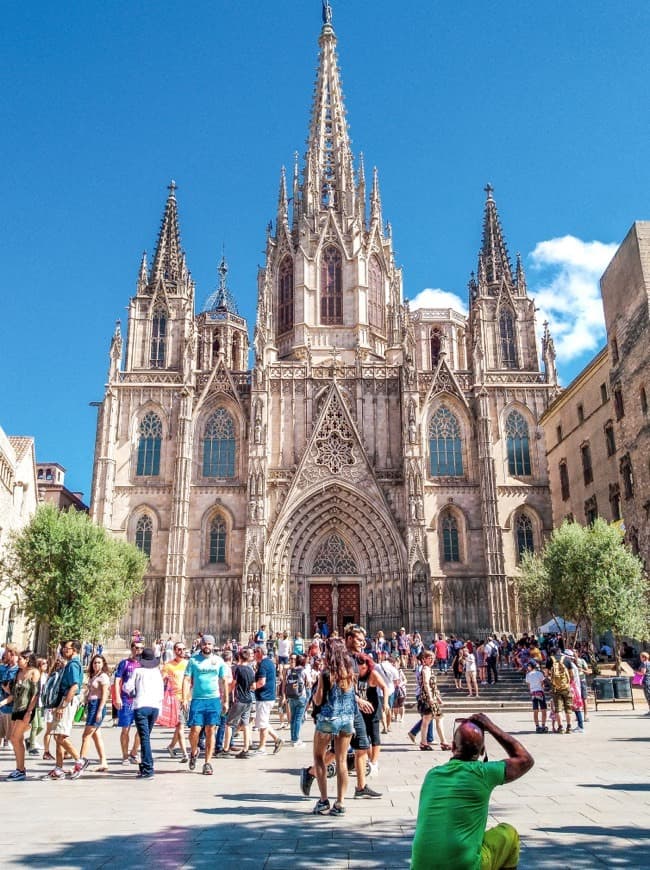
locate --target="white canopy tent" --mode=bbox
[538,616,577,634]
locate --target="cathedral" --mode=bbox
[90,4,559,643]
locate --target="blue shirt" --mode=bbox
[0,664,19,714]
[255,656,276,701]
[59,656,83,700]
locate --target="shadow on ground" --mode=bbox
[579,781,650,792]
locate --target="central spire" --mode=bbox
[302,0,355,217]
[480,184,514,288]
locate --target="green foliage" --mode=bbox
[518,518,650,655]
[1,504,146,648]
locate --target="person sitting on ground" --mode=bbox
[411,713,534,870]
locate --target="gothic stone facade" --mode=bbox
[90,13,558,643]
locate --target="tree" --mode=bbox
[1,504,147,653]
[518,519,650,673]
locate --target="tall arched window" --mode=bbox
[368,256,384,331]
[441,513,460,562]
[505,410,531,476]
[499,308,517,368]
[150,305,167,368]
[278,255,294,333]
[203,408,236,477]
[135,514,153,557]
[137,412,162,476]
[321,246,343,325]
[516,513,534,560]
[209,517,227,563]
[429,406,463,476]
[430,328,442,368]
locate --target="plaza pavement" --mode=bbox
[1,704,648,869]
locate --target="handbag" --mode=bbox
[74,703,86,723]
[156,687,179,728]
[632,673,644,686]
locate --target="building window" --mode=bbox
[135,514,153,557]
[516,513,534,560]
[368,256,384,331]
[600,383,608,404]
[620,454,634,500]
[577,404,584,424]
[202,408,236,478]
[320,246,343,325]
[556,424,563,444]
[641,387,648,415]
[278,255,294,333]
[609,483,621,522]
[209,517,227,564]
[559,460,570,501]
[584,496,598,525]
[604,421,616,457]
[611,336,619,365]
[614,386,624,420]
[581,443,593,486]
[499,308,518,368]
[505,410,531,476]
[429,406,463,476]
[441,513,460,562]
[150,305,167,368]
[430,328,442,368]
[136,412,162,476]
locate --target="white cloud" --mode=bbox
[528,236,618,362]
[409,287,468,316]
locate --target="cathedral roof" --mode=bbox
[202,255,241,318]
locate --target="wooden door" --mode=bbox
[310,583,332,636]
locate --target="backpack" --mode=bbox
[42,668,65,709]
[550,658,571,691]
[285,667,305,699]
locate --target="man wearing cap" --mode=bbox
[123,647,164,779]
[182,635,229,775]
[411,713,534,870]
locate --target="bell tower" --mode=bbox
[254,1,403,367]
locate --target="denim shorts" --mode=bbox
[188,698,221,727]
[117,701,135,728]
[350,705,371,750]
[86,698,107,727]
[315,713,354,736]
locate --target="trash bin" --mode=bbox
[593,677,614,700]
[612,676,632,700]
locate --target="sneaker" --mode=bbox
[329,802,346,816]
[128,754,138,764]
[300,766,315,796]
[6,769,26,781]
[407,731,416,744]
[535,726,544,733]
[42,768,66,781]
[69,758,90,780]
[312,798,330,815]
[565,726,572,734]
[253,748,267,756]
[575,727,584,733]
[354,785,382,799]
[166,746,176,759]
[121,758,131,766]
[216,750,230,759]
[292,741,305,748]
[273,738,284,755]
[28,748,40,756]
[189,754,198,770]
[235,750,250,759]
[541,726,549,733]
[368,761,379,777]
[202,762,213,776]
[178,755,189,763]
[136,771,154,779]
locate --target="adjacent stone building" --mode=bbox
[90,9,557,643]
[37,463,89,512]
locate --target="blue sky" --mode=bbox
[2,1,649,499]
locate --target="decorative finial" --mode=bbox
[484,183,494,200]
[322,1,333,25]
[168,179,177,196]
[218,253,228,290]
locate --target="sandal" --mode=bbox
[42,752,54,761]
[440,743,453,751]
[419,744,433,751]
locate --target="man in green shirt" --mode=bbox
[411,713,534,870]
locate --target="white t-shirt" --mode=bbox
[526,669,545,694]
[464,653,477,673]
[278,638,291,657]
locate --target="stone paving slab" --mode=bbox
[1,706,649,868]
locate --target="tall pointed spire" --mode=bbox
[370,166,383,227]
[303,1,355,216]
[515,251,528,295]
[277,166,288,225]
[479,184,514,289]
[151,180,183,288]
[136,251,148,294]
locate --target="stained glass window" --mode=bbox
[150,306,167,368]
[203,408,235,477]
[442,514,460,562]
[499,308,517,368]
[209,517,227,563]
[137,413,162,476]
[312,534,358,574]
[135,514,153,557]
[278,255,294,333]
[516,513,534,560]
[321,246,342,325]
[368,256,384,331]
[505,410,531,476]
[429,406,463,476]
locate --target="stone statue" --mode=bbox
[322,1,332,25]
[409,494,416,520]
